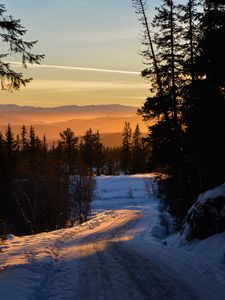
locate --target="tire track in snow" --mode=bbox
[80,211,196,300]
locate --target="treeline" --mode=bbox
[0,125,100,236]
[133,0,225,225]
[0,123,149,236]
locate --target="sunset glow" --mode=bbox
[0,0,156,107]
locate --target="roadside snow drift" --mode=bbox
[181,183,225,241]
[0,174,225,300]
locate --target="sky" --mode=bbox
[0,0,158,107]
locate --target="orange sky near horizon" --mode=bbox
[0,0,154,108]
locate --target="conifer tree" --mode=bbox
[179,0,201,83]
[58,128,78,173]
[81,129,104,174]
[138,0,185,175]
[28,126,41,154]
[15,134,20,152]
[42,134,48,154]
[132,0,163,96]
[0,131,5,174]
[93,131,104,175]
[197,0,225,85]
[5,124,15,158]
[0,4,44,91]
[131,124,145,173]
[120,122,132,174]
[21,125,28,152]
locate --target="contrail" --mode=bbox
[7,61,140,75]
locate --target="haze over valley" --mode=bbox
[0,104,147,146]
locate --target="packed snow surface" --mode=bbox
[0,174,225,300]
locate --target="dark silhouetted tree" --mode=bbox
[120,122,132,174]
[81,128,104,174]
[0,4,44,91]
[21,125,28,152]
[58,128,78,174]
[131,124,145,173]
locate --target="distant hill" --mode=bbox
[0,104,148,146]
[0,104,138,124]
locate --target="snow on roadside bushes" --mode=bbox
[181,183,225,242]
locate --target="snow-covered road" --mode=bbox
[37,210,195,300]
[1,175,225,300]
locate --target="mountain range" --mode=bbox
[0,104,147,146]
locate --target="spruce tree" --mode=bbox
[0,132,5,175]
[5,124,15,158]
[138,0,185,175]
[29,126,41,154]
[132,0,163,96]
[58,128,78,174]
[21,125,28,152]
[179,0,201,83]
[81,129,104,174]
[0,4,44,91]
[131,124,145,173]
[197,0,225,85]
[42,134,48,154]
[120,122,132,174]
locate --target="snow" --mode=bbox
[195,183,225,207]
[0,174,225,299]
[180,182,225,241]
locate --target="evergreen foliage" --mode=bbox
[0,4,44,91]
[0,126,96,236]
[133,0,225,223]
[131,124,146,173]
[120,122,132,174]
[80,129,104,175]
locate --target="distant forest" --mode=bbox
[0,123,148,235]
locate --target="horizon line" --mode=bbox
[0,103,139,108]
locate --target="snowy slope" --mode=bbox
[0,174,225,300]
[180,183,225,241]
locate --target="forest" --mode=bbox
[132,0,225,225]
[0,122,149,235]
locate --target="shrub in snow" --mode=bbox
[69,174,96,225]
[181,183,225,241]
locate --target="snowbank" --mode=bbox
[181,183,225,241]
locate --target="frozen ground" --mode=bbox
[0,174,225,300]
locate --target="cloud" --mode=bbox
[7,61,140,75]
[27,80,147,92]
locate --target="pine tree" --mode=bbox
[138,0,185,174]
[178,0,201,83]
[196,0,225,85]
[93,131,104,176]
[42,134,48,154]
[15,134,20,152]
[58,128,78,174]
[21,125,28,152]
[131,124,145,173]
[120,122,132,174]
[5,124,15,158]
[152,0,183,122]
[132,0,163,96]
[0,132,5,175]
[81,129,104,174]
[0,4,44,91]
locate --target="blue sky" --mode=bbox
[0,0,158,107]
